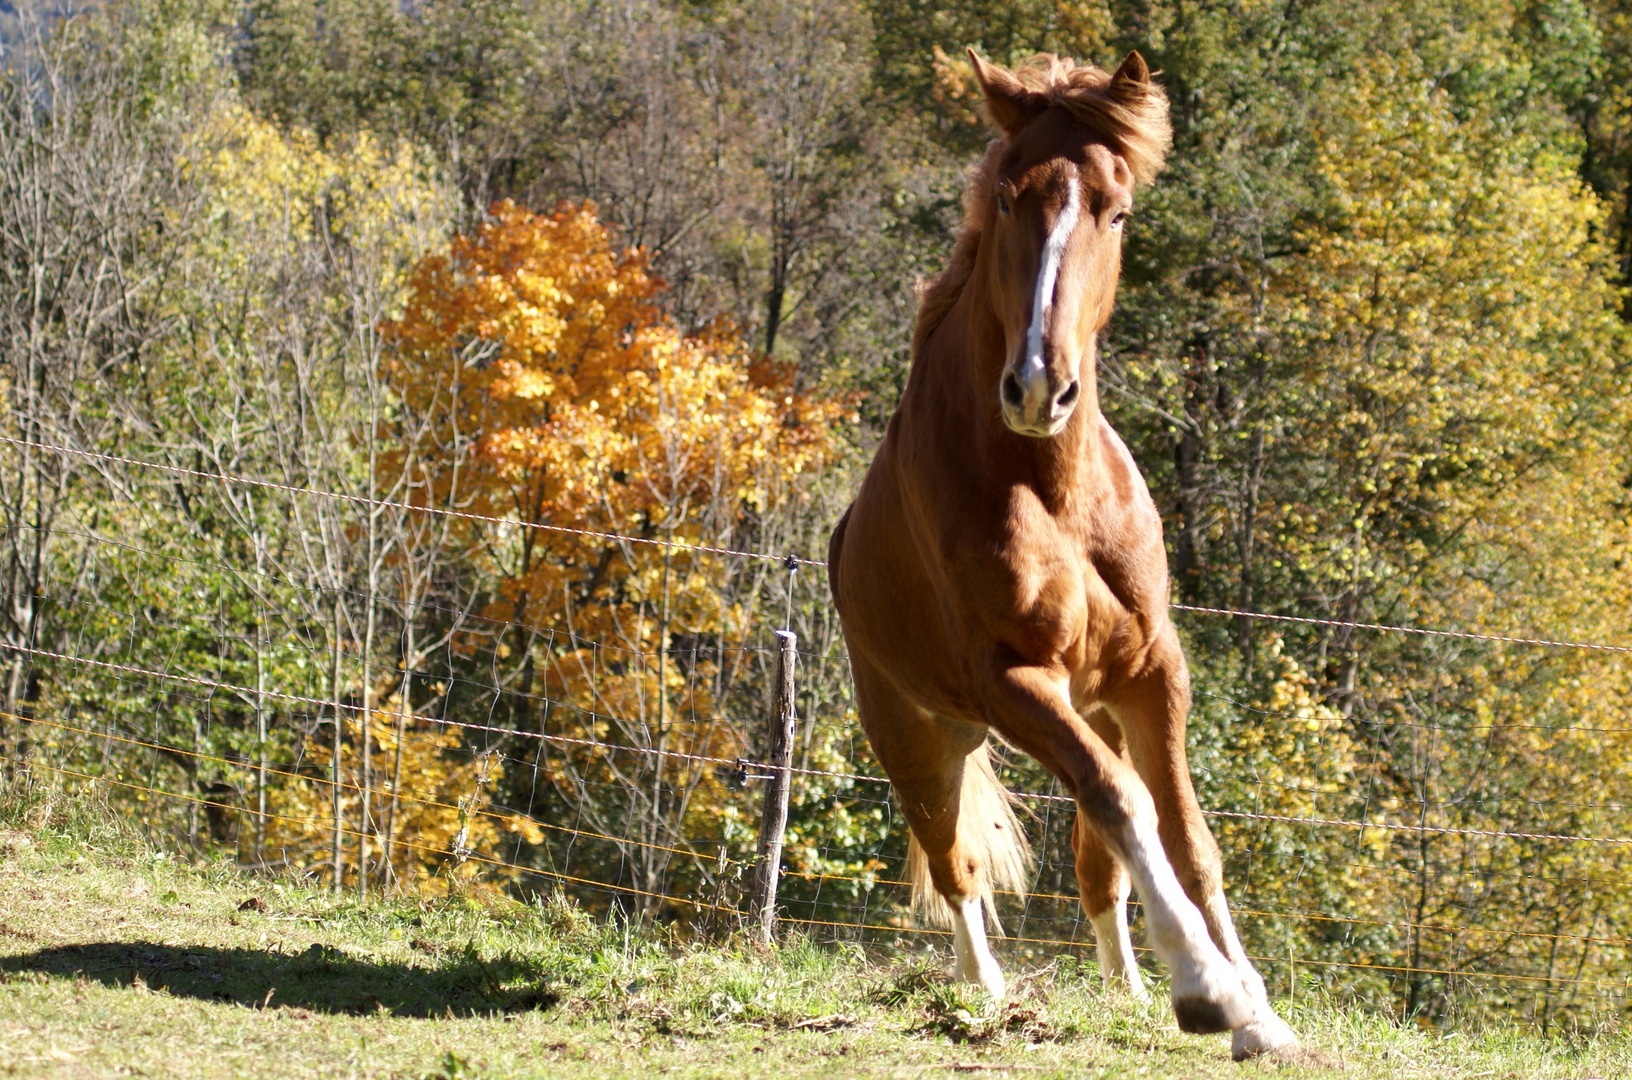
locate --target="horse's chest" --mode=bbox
[951,522,1124,668]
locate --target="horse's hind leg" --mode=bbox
[1072,811,1147,997]
[851,656,1020,999]
[1072,709,1146,998]
[1107,625,1300,1059]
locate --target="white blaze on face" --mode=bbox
[1021,175,1082,390]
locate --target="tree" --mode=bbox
[380,199,845,912]
[0,0,225,768]
[1262,51,1632,1020]
[6,0,460,886]
[1105,13,1632,1015]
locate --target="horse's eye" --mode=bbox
[1110,211,1129,228]
[996,193,1012,216]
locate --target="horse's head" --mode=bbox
[968,51,1169,438]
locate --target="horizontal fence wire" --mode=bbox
[1008,787,1632,846]
[781,912,1632,993]
[1191,687,1632,739]
[14,433,1632,655]
[1171,603,1632,655]
[38,519,811,663]
[35,586,791,728]
[14,638,1632,849]
[1,435,794,566]
[27,763,1623,997]
[24,759,741,917]
[17,712,749,871]
[778,863,1632,949]
[8,434,1632,1011]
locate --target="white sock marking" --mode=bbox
[1114,817,1250,1025]
[950,895,1006,1000]
[1089,902,1147,999]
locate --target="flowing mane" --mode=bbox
[912,53,1172,357]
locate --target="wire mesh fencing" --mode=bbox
[2,435,1631,1030]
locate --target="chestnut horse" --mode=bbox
[827,52,1298,1059]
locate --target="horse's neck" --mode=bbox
[927,292,1103,515]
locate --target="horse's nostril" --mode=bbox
[1056,381,1080,410]
[1001,372,1024,410]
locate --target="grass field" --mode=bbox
[0,788,1626,1079]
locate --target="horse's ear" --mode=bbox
[968,48,1044,135]
[1110,51,1151,97]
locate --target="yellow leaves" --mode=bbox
[490,365,555,401]
[377,201,846,883]
[502,814,545,847]
[1257,49,1632,629]
[265,709,519,896]
[384,200,844,562]
[1260,637,1348,741]
[929,45,985,136]
[184,100,446,279]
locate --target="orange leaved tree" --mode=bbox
[380,200,843,910]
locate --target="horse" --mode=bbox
[826,50,1299,1059]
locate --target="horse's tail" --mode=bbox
[907,739,1033,934]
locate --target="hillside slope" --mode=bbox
[0,789,1625,1079]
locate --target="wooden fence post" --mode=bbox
[751,629,798,943]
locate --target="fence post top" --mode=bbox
[774,629,797,647]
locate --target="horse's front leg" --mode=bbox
[1104,624,1300,1059]
[981,658,1254,1034]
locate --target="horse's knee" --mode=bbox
[1163,824,1224,902]
[930,843,982,898]
[1073,762,1158,840]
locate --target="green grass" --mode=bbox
[0,784,1627,1078]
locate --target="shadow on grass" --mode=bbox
[0,940,560,1016]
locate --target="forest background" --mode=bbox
[4,0,1632,1032]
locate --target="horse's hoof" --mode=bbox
[952,958,1007,1002]
[971,966,1007,1002]
[1170,972,1255,1034]
[1231,1013,1301,1060]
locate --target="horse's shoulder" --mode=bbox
[826,503,854,611]
[1086,415,1169,608]
[1095,416,1148,495]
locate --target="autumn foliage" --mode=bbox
[25,0,1632,1026]
[383,199,838,620]
[378,200,844,902]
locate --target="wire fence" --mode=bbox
[4,435,1631,1027]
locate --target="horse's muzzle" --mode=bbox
[999,365,1079,437]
